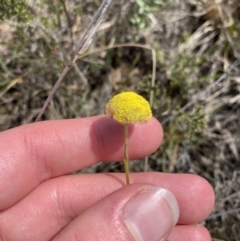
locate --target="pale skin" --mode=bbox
[0,115,215,240]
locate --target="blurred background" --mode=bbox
[0,0,240,240]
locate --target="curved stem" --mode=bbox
[124,123,130,185]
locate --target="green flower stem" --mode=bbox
[105,92,152,185]
[124,123,130,185]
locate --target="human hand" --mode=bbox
[0,115,214,240]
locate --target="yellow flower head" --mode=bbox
[105,91,152,124]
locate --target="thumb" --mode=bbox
[53,184,179,241]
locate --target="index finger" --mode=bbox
[0,115,163,209]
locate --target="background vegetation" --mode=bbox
[0,0,240,240]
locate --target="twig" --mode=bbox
[144,48,157,172]
[207,207,240,220]
[35,0,113,122]
[59,0,74,45]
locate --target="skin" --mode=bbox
[0,115,215,241]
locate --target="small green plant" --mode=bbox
[105,91,152,185]
[0,0,29,22]
[130,0,163,29]
[159,106,206,172]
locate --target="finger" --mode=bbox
[0,173,214,240]
[52,184,179,241]
[0,116,163,209]
[168,225,212,241]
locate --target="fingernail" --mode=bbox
[123,186,179,241]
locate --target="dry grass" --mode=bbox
[0,0,240,240]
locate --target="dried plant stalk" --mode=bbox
[35,0,113,122]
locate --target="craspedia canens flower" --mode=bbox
[105,91,152,124]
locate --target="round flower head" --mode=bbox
[105,91,152,124]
